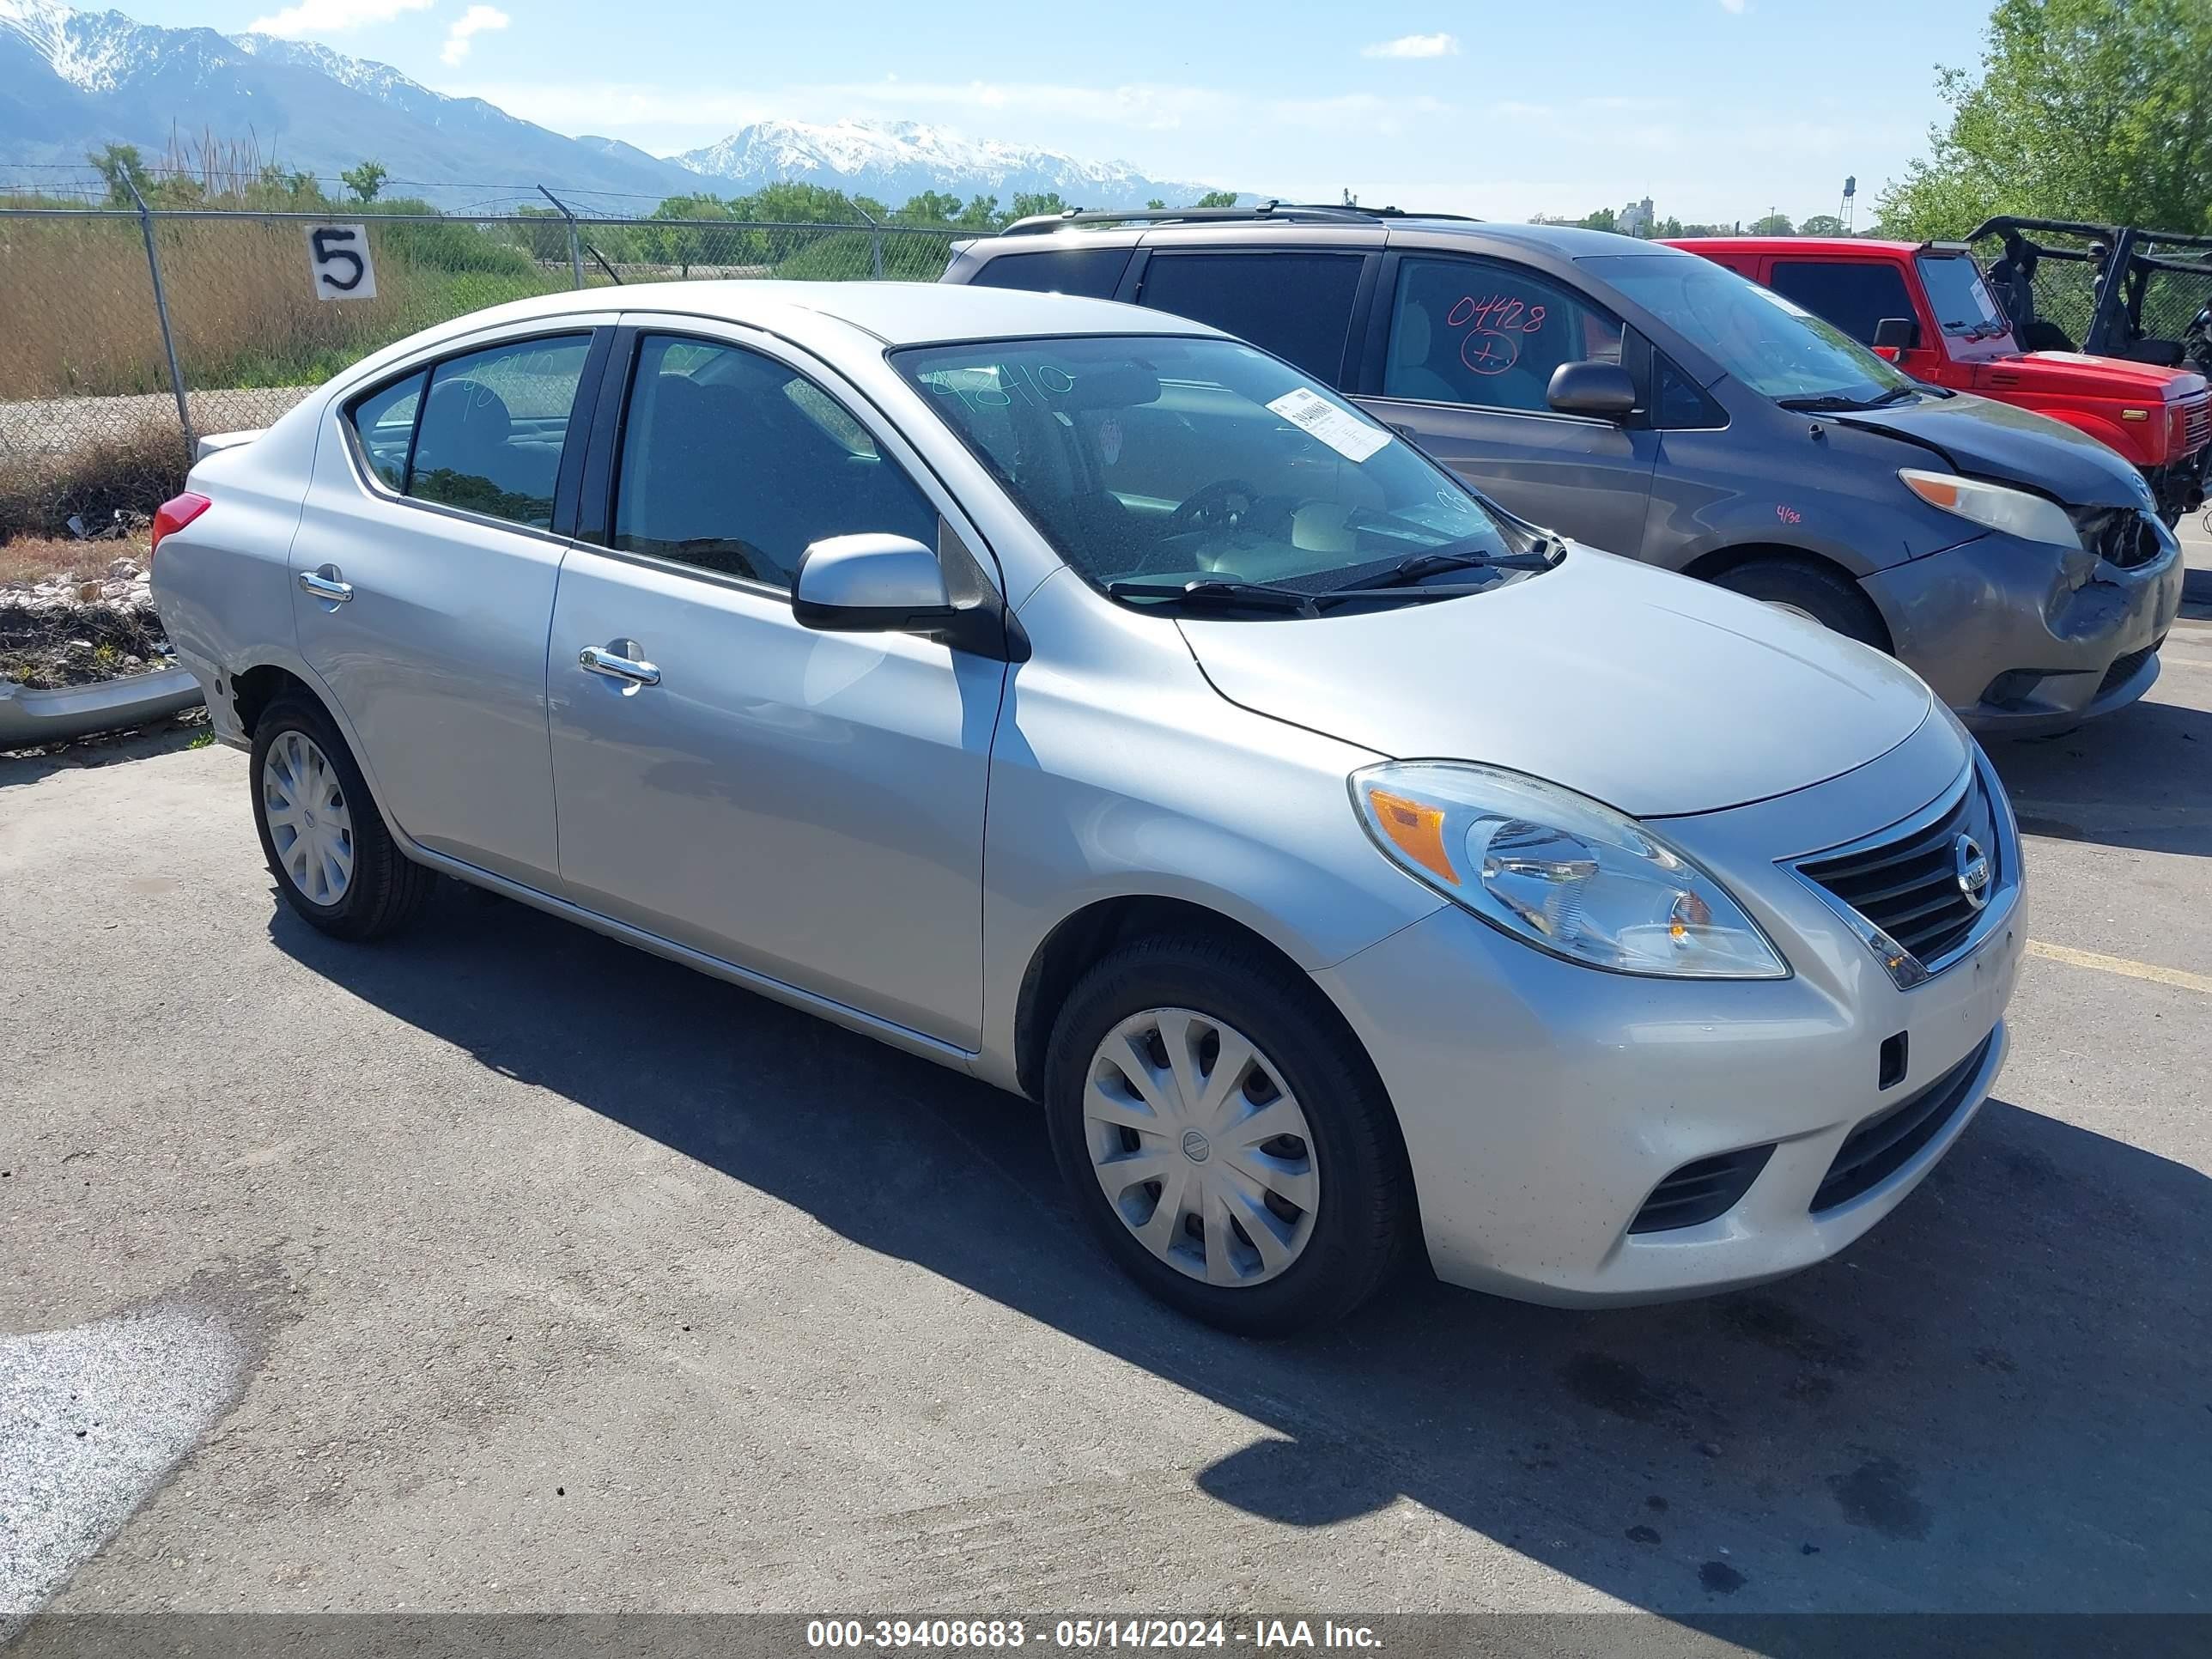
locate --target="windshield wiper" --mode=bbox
[1777,386,1919,414]
[1348,543,1557,592]
[1107,578,1323,617]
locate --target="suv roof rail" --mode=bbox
[996,199,1480,236]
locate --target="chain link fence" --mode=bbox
[0,198,961,540]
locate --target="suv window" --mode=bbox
[1135,252,1364,380]
[406,335,592,529]
[969,246,1132,298]
[612,334,939,589]
[1768,260,1917,346]
[1384,258,1625,414]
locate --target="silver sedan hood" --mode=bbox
[1177,548,1933,818]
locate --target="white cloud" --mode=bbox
[244,0,431,38]
[1719,0,1747,11]
[439,3,508,65]
[1360,32,1460,58]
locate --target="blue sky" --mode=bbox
[136,0,1995,222]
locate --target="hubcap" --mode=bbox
[1083,1007,1319,1287]
[262,730,355,906]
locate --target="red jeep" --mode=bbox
[1670,235,2211,524]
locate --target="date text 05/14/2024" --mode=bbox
[805,1620,1385,1650]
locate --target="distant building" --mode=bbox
[1618,197,1656,237]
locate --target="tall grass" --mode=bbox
[0,211,568,401]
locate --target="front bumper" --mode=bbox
[1314,714,2025,1306]
[1864,516,2184,736]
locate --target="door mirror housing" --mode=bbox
[793,534,955,632]
[1871,316,1920,359]
[1547,361,1638,420]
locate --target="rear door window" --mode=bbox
[406,335,592,529]
[968,246,1133,298]
[1134,252,1365,381]
[1382,257,1625,414]
[1768,260,1917,345]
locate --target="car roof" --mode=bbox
[422,279,1219,347]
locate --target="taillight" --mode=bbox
[149,491,210,558]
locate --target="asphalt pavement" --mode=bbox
[2,619,2209,1638]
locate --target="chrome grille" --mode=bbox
[1792,766,2006,981]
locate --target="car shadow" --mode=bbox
[268,891,2210,1631]
[1985,690,2212,858]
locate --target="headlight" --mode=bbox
[1351,762,1789,979]
[1899,468,2081,549]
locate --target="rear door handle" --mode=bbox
[579,643,661,687]
[299,568,352,603]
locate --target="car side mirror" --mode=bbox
[1547,361,1638,420]
[793,534,955,633]
[1871,316,1920,359]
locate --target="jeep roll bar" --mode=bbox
[1968,217,2212,356]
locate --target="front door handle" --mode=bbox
[299,568,353,603]
[579,643,661,687]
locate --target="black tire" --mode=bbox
[1710,556,1887,649]
[1042,933,1413,1337]
[248,694,433,940]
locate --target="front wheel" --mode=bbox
[1042,935,1412,1336]
[249,695,434,940]
[1710,556,1887,649]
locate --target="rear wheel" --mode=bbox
[1043,934,1411,1336]
[249,696,433,940]
[1710,556,1887,649]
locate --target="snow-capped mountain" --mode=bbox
[675,118,1232,209]
[0,0,704,204]
[1,3,1245,211]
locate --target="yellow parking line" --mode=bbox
[2027,939,2212,996]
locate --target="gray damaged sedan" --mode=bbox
[151,283,2023,1334]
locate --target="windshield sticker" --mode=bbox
[1266,387,1393,463]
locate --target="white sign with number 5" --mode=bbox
[306,223,377,301]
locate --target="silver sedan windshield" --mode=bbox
[894,335,1533,600]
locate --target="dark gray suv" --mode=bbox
[941,209,2185,734]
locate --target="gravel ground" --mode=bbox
[0,622,2208,1637]
[0,1303,250,1629]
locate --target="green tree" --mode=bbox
[1188,189,1239,209]
[956,194,1001,230]
[1748,213,1795,235]
[1880,0,2212,237]
[1799,213,1847,236]
[1146,198,1165,210]
[1010,191,1071,222]
[340,160,387,204]
[894,190,967,225]
[1579,207,1618,233]
[88,143,151,206]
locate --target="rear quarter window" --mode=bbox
[967,246,1133,298]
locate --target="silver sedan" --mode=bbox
[150,282,2024,1334]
